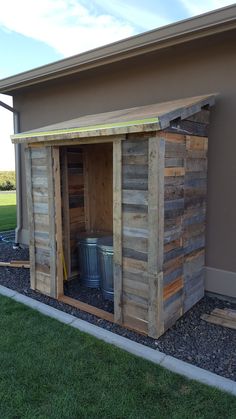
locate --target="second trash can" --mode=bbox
[97,236,114,301]
[77,232,108,288]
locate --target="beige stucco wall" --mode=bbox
[14,29,236,294]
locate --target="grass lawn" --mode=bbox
[0,295,236,418]
[0,192,16,231]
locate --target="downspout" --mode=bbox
[0,100,22,247]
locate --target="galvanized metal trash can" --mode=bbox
[97,236,114,301]
[77,232,108,288]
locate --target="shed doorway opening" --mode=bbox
[59,142,114,322]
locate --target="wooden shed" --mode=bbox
[11,94,216,338]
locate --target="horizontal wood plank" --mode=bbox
[59,295,114,323]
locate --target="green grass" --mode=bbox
[0,295,236,419]
[0,192,16,231]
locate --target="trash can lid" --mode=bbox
[77,231,111,245]
[97,236,113,251]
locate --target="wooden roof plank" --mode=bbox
[11,94,216,144]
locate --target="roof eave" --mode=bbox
[11,93,217,144]
[11,122,161,144]
[1,5,236,94]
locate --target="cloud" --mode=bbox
[179,0,234,16]
[0,0,136,57]
[90,0,170,31]
[0,0,234,58]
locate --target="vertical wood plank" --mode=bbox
[61,148,71,277]
[83,144,113,232]
[25,146,36,289]
[53,147,64,297]
[83,147,91,231]
[148,137,165,338]
[46,147,57,298]
[113,139,123,324]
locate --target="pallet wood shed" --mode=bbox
[11,94,216,338]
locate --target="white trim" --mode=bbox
[205,266,236,298]
[18,228,29,245]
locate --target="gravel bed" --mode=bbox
[64,278,114,313]
[0,241,236,381]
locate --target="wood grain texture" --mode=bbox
[25,119,210,339]
[47,147,57,298]
[59,295,114,323]
[163,131,207,331]
[67,148,85,274]
[84,143,113,232]
[12,94,215,145]
[147,137,165,338]
[28,146,56,297]
[113,139,123,324]
[0,261,30,268]
[201,310,236,330]
[121,138,149,332]
[25,147,36,289]
[61,148,71,277]
[53,147,64,297]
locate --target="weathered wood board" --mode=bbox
[201,308,236,330]
[26,147,55,296]
[162,132,208,331]
[122,135,149,334]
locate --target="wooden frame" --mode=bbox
[147,137,165,338]
[25,146,36,289]
[113,139,123,324]
[47,147,57,298]
[60,148,71,278]
[52,147,64,298]
[23,96,213,337]
[54,137,124,323]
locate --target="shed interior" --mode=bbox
[60,142,115,318]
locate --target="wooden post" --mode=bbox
[46,147,57,298]
[25,146,36,289]
[148,137,165,338]
[113,139,123,324]
[52,147,64,298]
[83,147,91,231]
[61,148,71,278]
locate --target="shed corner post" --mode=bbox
[52,146,64,299]
[113,138,123,324]
[47,146,63,299]
[25,145,36,290]
[147,136,165,338]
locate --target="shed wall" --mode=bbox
[14,29,236,295]
[121,136,149,334]
[26,147,54,296]
[163,133,207,330]
[26,131,207,337]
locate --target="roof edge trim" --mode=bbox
[1,5,236,94]
[11,117,159,142]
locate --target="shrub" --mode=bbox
[0,171,16,191]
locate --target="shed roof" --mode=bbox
[11,94,216,144]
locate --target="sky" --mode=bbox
[0,0,234,170]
